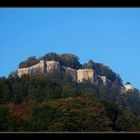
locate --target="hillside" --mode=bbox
[0,52,140,132]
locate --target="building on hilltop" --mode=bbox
[124,82,133,92]
[17,60,110,86]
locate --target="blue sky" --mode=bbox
[0,8,140,89]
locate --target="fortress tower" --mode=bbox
[124,82,133,92]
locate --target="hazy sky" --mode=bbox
[0,8,140,89]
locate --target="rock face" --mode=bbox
[100,76,107,85]
[17,60,109,86]
[18,60,45,77]
[18,60,61,77]
[64,67,77,81]
[46,61,60,73]
[77,69,95,83]
[98,76,113,88]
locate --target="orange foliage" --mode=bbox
[7,103,31,120]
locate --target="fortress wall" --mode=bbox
[30,60,45,74]
[65,67,77,81]
[46,61,60,73]
[17,68,29,77]
[77,69,95,83]
[18,60,45,77]
[17,60,109,87]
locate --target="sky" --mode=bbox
[0,8,140,89]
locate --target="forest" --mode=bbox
[0,52,140,132]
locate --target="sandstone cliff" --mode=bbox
[18,60,45,77]
[17,60,109,86]
[46,61,60,73]
[64,66,77,81]
[77,69,95,83]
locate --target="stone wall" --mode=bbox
[18,60,61,77]
[17,68,29,77]
[18,60,45,77]
[46,61,60,73]
[98,75,112,86]
[77,69,95,83]
[17,60,109,86]
[65,67,77,81]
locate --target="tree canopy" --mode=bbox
[19,56,39,68]
[0,69,139,131]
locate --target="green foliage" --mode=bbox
[30,105,63,131]
[59,53,81,69]
[118,89,140,114]
[0,106,10,131]
[19,56,39,68]
[43,97,113,131]
[94,63,122,85]
[82,60,94,69]
[0,77,11,104]
[39,52,62,63]
[81,60,122,85]
[115,109,140,131]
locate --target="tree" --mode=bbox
[19,56,39,68]
[92,62,122,85]
[0,77,11,103]
[60,53,81,69]
[115,109,140,131]
[30,105,63,131]
[0,105,10,131]
[39,52,61,62]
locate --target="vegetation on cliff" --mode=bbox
[19,56,40,68]
[18,52,122,85]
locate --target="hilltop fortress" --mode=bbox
[17,60,110,85]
